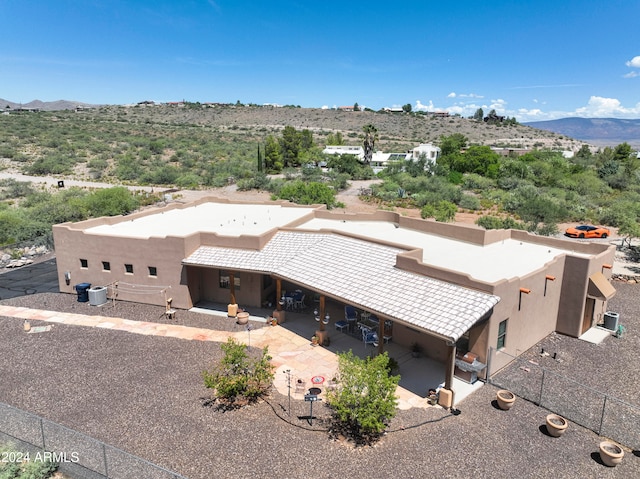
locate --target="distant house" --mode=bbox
[383,107,404,113]
[322,145,365,160]
[410,143,441,162]
[337,106,355,112]
[323,143,440,174]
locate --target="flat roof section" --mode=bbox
[298,218,584,283]
[85,203,316,239]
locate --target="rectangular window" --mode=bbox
[124,264,134,274]
[102,261,111,271]
[219,271,240,289]
[148,266,157,277]
[80,259,88,268]
[497,320,508,349]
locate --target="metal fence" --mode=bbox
[487,347,639,450]
[0,402,188,479]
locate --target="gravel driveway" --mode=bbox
[0,285,639,478]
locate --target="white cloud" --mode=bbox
[574,96,640,117]
[625,55,640,68]
[414,100,434,111]
[623,71,639,78]
[420,94,640,123]
[447,92,456,98]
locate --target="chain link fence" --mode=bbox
[487,347,639,450]
[0,402,188,479]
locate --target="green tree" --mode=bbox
[326,351,399,445]
[473,108,484,121]
[362,124,378,164]
[264,135,282,172]
[402,103,412,113]
[439,133,468,158]
[279,125,300,167]
[450,145,500,177]
[618,217,640,249]
[326,131,344,145]
[353,102,360,111]
[299,129,314,151]
[202,338,274,408]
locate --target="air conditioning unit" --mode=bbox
[88,286,108,306]
[603,311,619,331]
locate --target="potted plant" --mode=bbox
[545,413,568,437]
[269,316,278,326]
[311,335,318,346]
[411,342,422,358]
[496,389,516,410]
[599,440,624,467]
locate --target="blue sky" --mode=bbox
[2,0,639,121]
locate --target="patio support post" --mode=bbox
[276,278,282,311]
[445,342,456,391]
[377,319,384,355]
[319,295,326,331]
[229,272,236,305]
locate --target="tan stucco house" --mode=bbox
[53,197,616,394]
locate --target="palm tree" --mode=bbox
[362,124,378,164]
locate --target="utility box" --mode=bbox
[604,311,619,331]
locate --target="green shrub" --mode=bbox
[475,215,526,230]
[202,338,274,408]
[421,200,457,222]
[273,180,338,209]
[459,193,481,210]
[326,351,399,445]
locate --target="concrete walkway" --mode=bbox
[0,304,434,410]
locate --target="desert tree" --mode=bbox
[325,351,399,445]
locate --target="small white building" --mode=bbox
[322,145,365,160]
[323,143,440,174]
[411,143,441,162]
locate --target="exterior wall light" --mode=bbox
[602,264,612,273]
[544,275,556,296]
[519,287,531,310]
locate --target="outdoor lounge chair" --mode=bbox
[363,330,378,348]
[345,305,358,331]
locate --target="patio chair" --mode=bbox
[363,330,378,348]
[294,293,305,310]
[345,305,358,331]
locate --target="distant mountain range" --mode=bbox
[0,98,100,111]
[524,118,640,147]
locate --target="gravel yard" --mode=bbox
[0,285,639,478]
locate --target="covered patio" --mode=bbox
[189,298,484,406]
